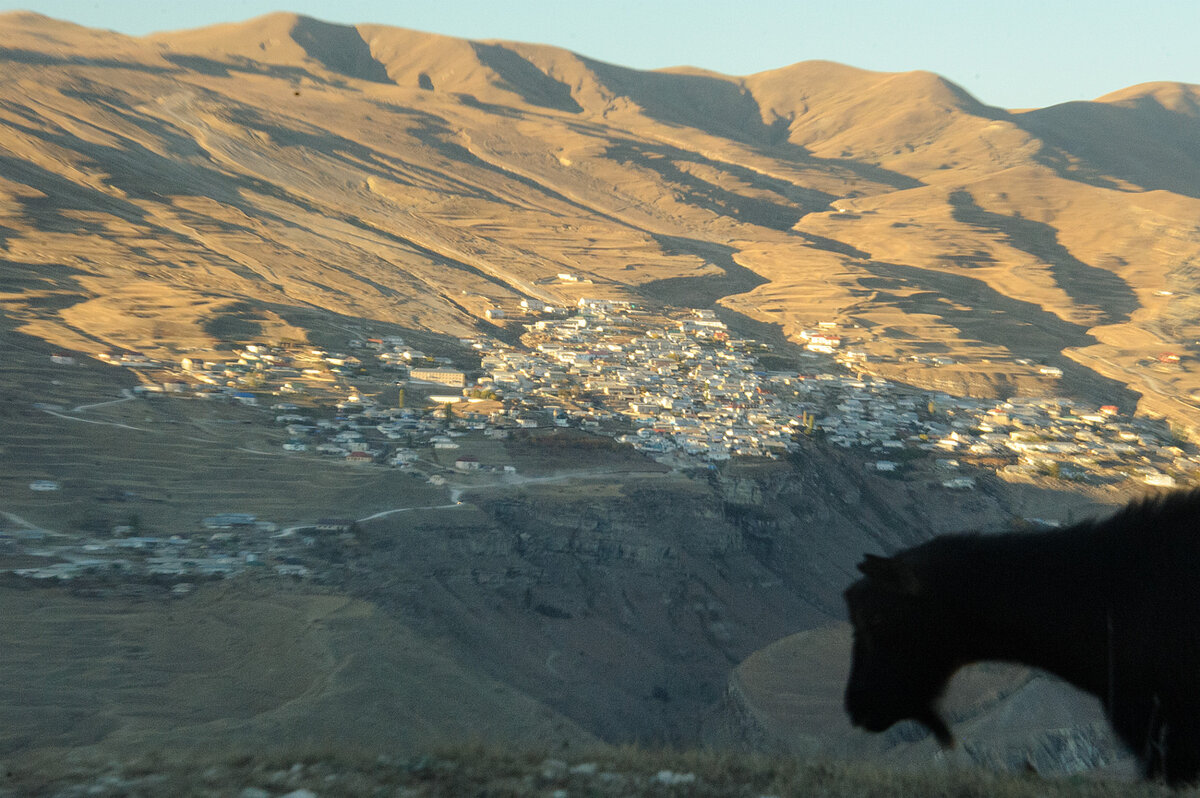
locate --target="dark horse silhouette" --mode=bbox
[844,489,1200,785]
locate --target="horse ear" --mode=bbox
[857,554,923,596]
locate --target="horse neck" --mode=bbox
[942,529,1112,697]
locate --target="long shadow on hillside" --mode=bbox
[793,230,871,260]
[603,139,830,231]
[581,56,782,145]
[288,16,392,84]
[0,153,152,232]
[0,43,362,91]
[638,236,767,309]
[860,260,1140,407]
[0,260,91,299]
[948,190,1138,326]
[3,90,541,303]
[0,47,172,75]
[258,302,491,358]
[221,103,514,202]
[164,20,393,86]
[0,260,129,367]
[470,43,582,113]
[56,86,512,212]
[161,53,349,89]
[0,103,296,261]
[192,295,497,356]
[711,306,813,365]
[577,57,924,194]
[1016,99,1200,200]
[404,112,678,234]
[3,92,283,216]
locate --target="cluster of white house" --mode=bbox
[0,514,328,583]
[88,297,1190,485]
[276,400,481,465]
[103,335,465,409]
[472,306,802,460]
[812,377,1190,486]
[465,302,1189,482]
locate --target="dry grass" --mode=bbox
[4,743,1177,797]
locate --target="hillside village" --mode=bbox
[7,299,1195,585]
[62,301,1200,487]
[120,298,1195,486]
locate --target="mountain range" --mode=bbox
[2,10,1200,427]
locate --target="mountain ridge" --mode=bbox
[2,12,1200,430]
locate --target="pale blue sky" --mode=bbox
[6,1,1198,109]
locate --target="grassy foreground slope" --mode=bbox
[5,744,1171,797]
[0,581,594,759]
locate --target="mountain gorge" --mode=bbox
[3,11,1200,428]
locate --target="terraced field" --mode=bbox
[2,12,1199,430]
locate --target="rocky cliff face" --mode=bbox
[343,471,819,744]
[332,445,1078,746]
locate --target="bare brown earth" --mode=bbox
[1,11,1199,427]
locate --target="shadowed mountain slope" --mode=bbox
[1018,82,1200,198]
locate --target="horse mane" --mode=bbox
[1103,487,1200,541]
[893,488,1200,593]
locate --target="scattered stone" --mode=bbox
[280,790,318,798]
[596,771,628,788]
[238,788,271,798]
[201,765,227,783]
[568,762,597,776]
[540,758,569,781]
[81,775,130,796]
[654,769,697,786]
